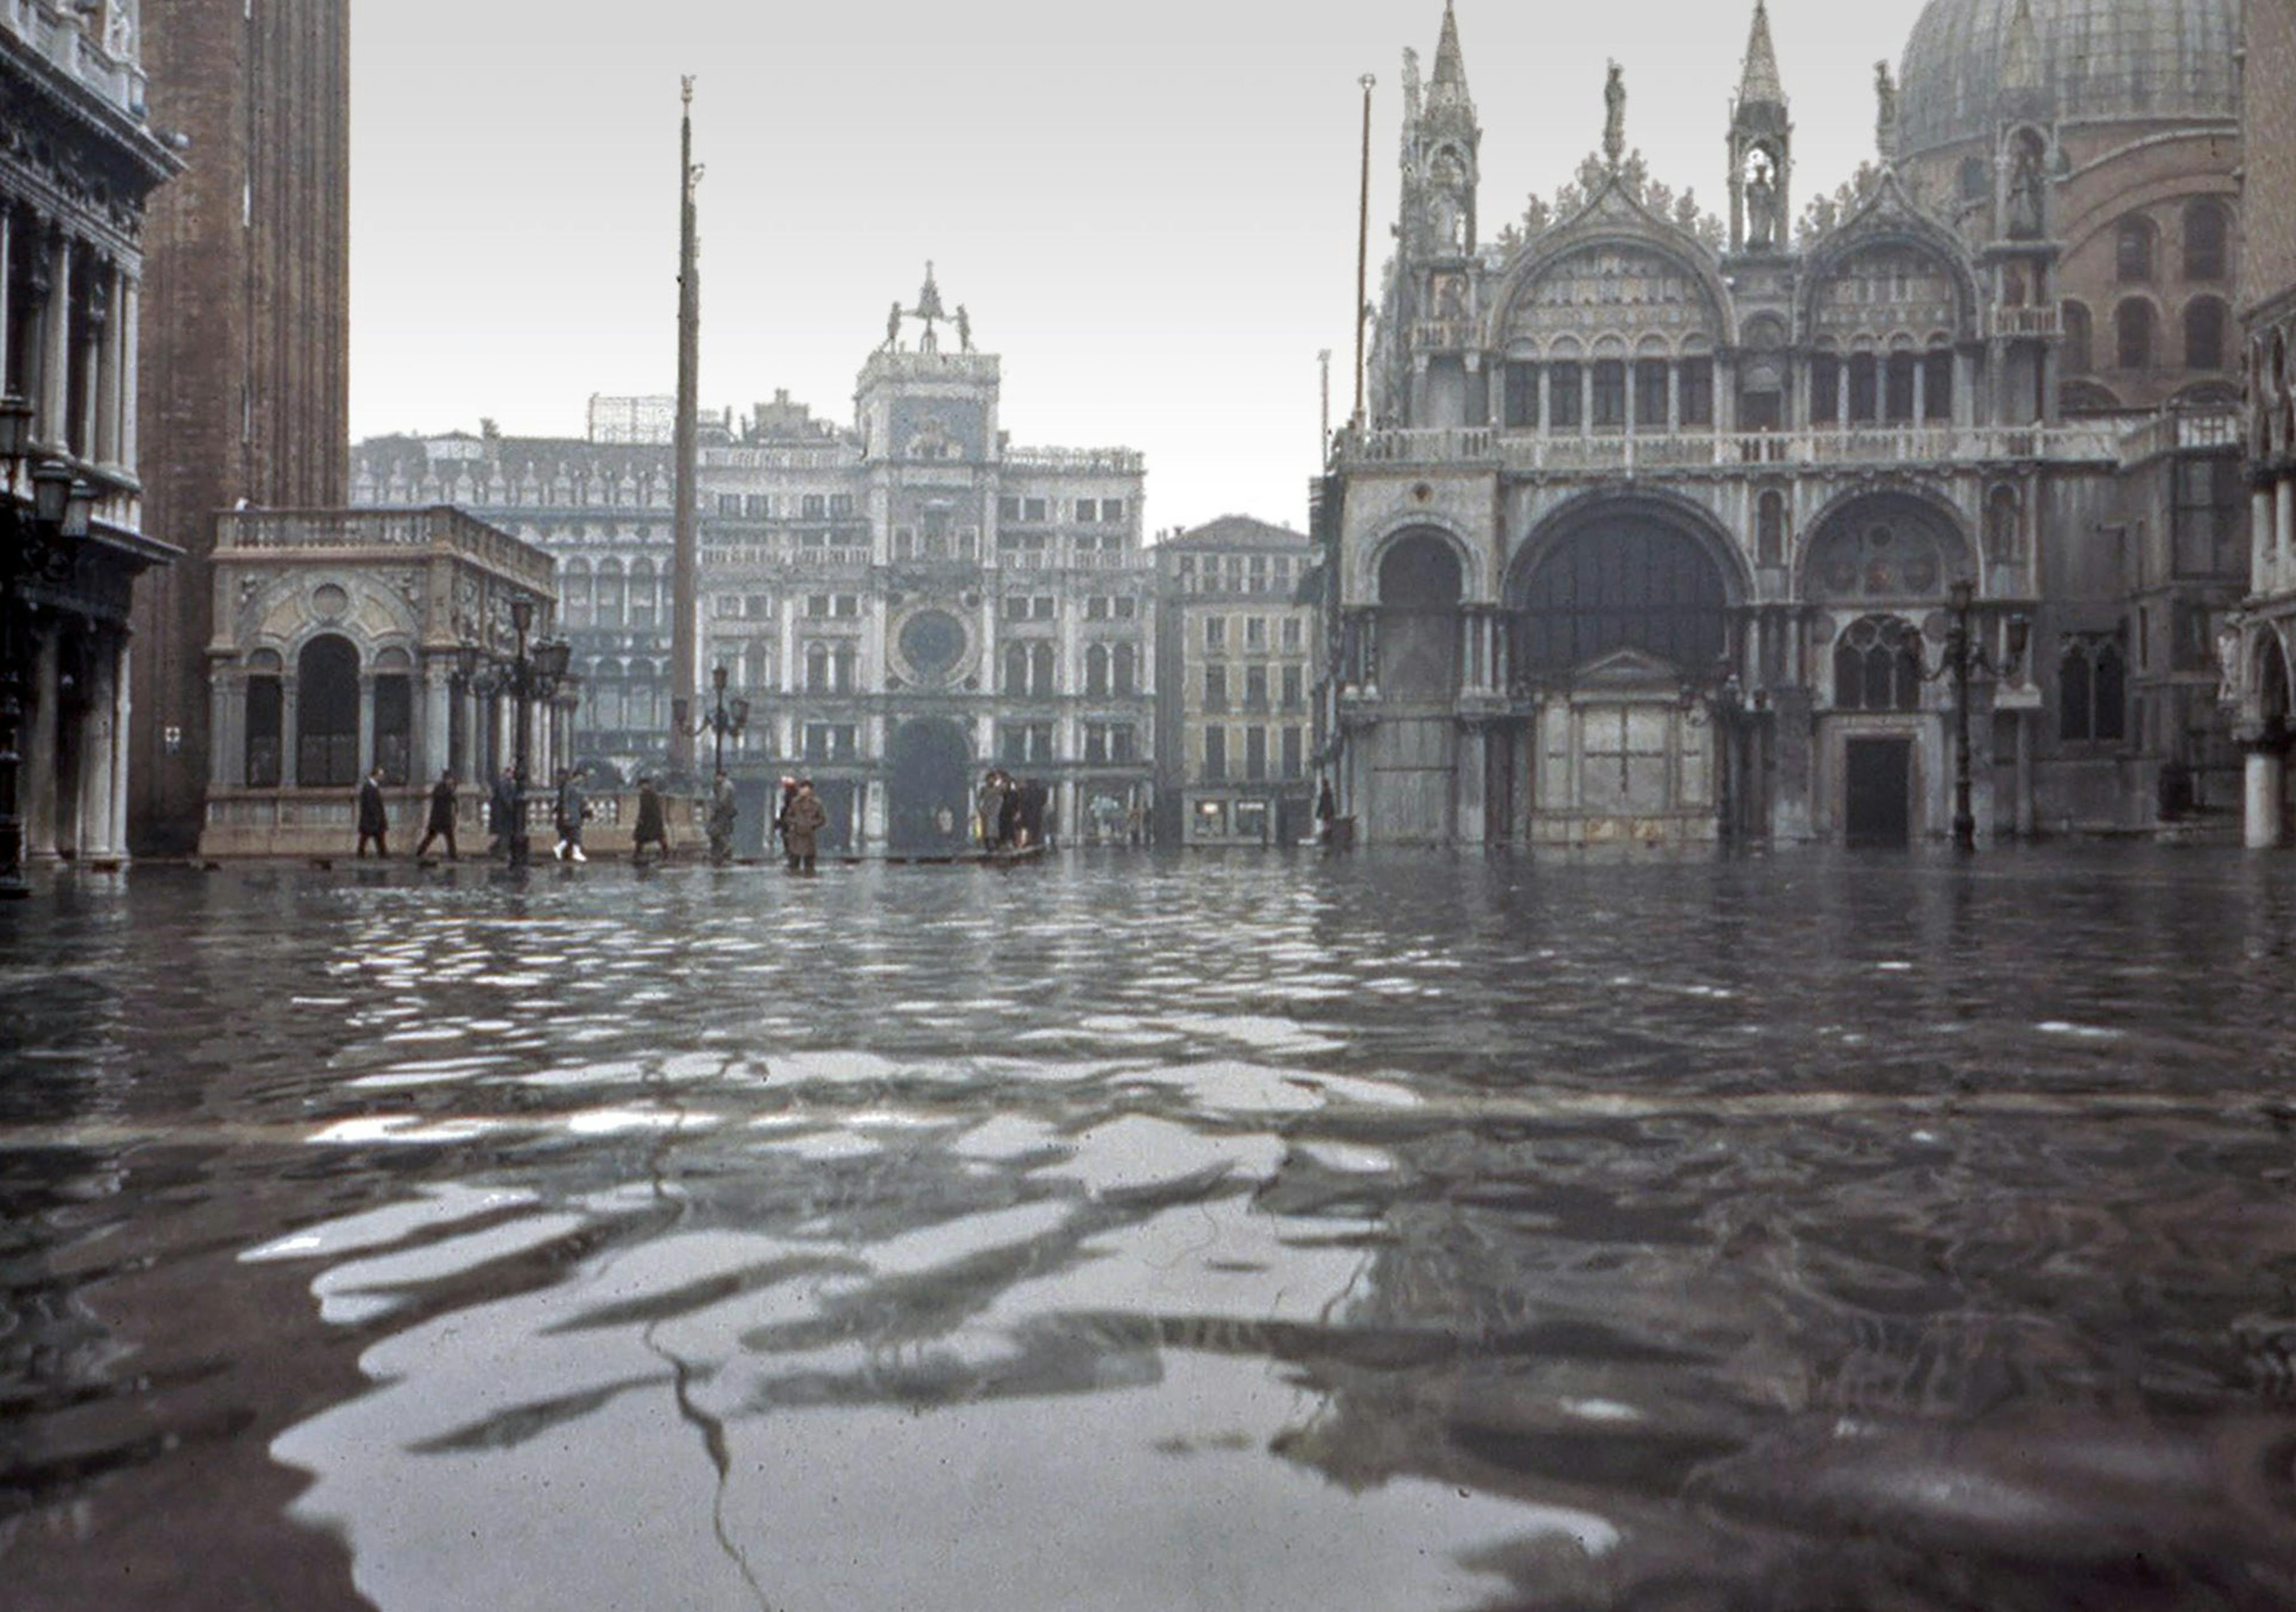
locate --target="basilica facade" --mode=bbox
[1324,0,2247,847]
[352,285,1157,855]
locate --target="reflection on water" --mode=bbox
[5,849,2296,1610]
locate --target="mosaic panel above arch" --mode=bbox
[1811,242,1966,347]
[1502,243,1724,354]
[1803,494,1970,605]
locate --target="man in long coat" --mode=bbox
[355,766,389,858]
[781,778,828,873]
[632,776,671,863]
[415,771,459,861]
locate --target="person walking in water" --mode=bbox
[355,765,390,858]
[414,770,459,861]
[706,770,737,865]
[489,766,519,858]
[976,769,1008,851]
[631,775,671,864]
[553,768,588,863]
[780,776,827,873]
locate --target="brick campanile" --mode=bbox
[131,0,351,855]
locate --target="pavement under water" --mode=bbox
[2,845,2295,1611]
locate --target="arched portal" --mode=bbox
[297,634,361,787]
[1375,530,1463,702]
[887,717,973,854]
[1511,513,1730,676]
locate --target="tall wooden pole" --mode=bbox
[1354,74,1375,428]
[669,76,701,777]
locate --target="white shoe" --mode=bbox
[571,846,587,862]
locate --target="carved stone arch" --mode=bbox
[1483,229,1736,354]
[1361,516,1482,606]
[2253,625,2293,732]
[1505,491,1740,679]
[1798,207,1982,344]
[1798,484,1975,606]
[1508,485,1753,610]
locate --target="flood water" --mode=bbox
[4,846,2296,1611]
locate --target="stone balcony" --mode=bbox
[1333,421,2126,477]
[215,506,555,591]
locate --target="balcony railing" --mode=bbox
[1334,422,2125,474]
[215,506,556,587]
[2116,407,2245,466]
[1989,305,2062,339]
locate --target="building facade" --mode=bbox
[1154,517,1320,845]
[351,288,1158,855]
[2,1,180,869]
[194,507,560,856]
[1323,0,2246,847]
[130,0,350,854]
[2235,0,2296,843]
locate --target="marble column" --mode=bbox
[78,643,115,858]
[2245,737,2287,850]
[93,263,120,468]
[38,229,70,448]
[109,634,131,857]
[421,662,453,784]
[24,626,59,858]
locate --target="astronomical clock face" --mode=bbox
[896,608,970,687]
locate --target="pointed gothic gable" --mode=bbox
[1487,172,1735,354]
[1798,168,1981,338]
[1574,644,1691,687]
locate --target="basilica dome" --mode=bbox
[1896,0,2240,159]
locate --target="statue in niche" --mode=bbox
[2006,135,2047,239]
[1604,62,1627,170]
[1745,148,1781,250]
[1428,150,1469,251]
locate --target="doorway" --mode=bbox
[887,717,971,854]
[1844,737,1913,846]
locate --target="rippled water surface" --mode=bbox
[6,847,2296,1611]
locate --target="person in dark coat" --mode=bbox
[706,771,737,865]
[414,770,459,861]
[781,777,828,872]
[554,768,588,863]
[355,766,389,858]
[631,775,671,863]
[975,770,1008,851]
[488,766,519,857]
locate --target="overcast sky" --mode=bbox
[348,0,1929,535]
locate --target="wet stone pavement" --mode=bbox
[3,846,2296,1611]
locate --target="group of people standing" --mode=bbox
[974,769,1049,852]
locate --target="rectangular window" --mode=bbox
[1084,723,1109,765]
[716,493,742,516]
[1280,664,1303,709]
[1245,726,1268,782]
[1885,354,1917,423]
[1281,617,1303,651]
[1811,355,1841,423]
[1549,363,1582,429]
[998,496,1020,522]
[1591,361,1627,428]
[1204,664,1228,712]
[1204,616,1226,652]
[1075,498,1096,522]
[1679,359,1715,426]
[829,493,854,517]
[1503,361,1538,429]
[1634,360,1669,427]
[1024,497,1047,523]
[1101,498,1126,524]
[1086,596,1109,621]
[714,594,741,618]
[1203,727,1227,782]
[745,493,771,518]
[1848,355,1879,424]
[1245,616,1267,650]
[1924,352,1954,421]
[801,493,826,519]
[1281,726,1304,779]
[1114,597,1137,620]
[1245,664,1268,711]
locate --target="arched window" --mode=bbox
[596,560,625,629]
[2183,297,2227,371]
[2115,299,2155,371]
[808,643,831,695]
[560,559,593,628]
[1002,642,1029,697]
[1756,491,1786,567]
[2062,301,2093,374]
[629,559,657,630]
[1379,532,1466,701]
[833,645,857,693]
[1029,643,1055,699]
[1833,617,1924,712]
[2116,215,2156,283]
[296,634,361,787]
[2183,200,2228,281]
[1085,643,1110,698]
[1113,642,1138,696]
[1517,519,1727,674]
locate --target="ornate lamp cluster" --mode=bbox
[694,662,750,776]
[0,392,99,898]
[1917,578,2031,851]
[455,596,576,866]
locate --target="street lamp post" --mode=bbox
[460,597,575,867]
[1919,579,2031,852]
[700,662,750,776]
[0,394,96,899]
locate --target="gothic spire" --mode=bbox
[1424,1,1475,134]
[1737,1,1785,110]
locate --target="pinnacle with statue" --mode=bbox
[881,261,976,354]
